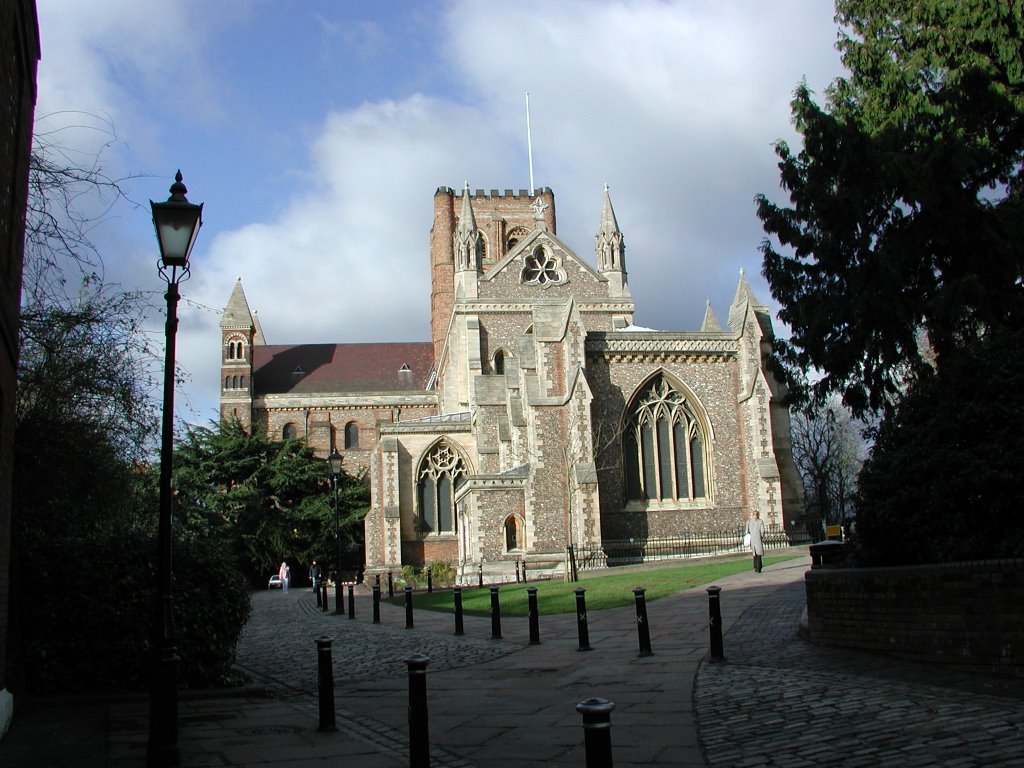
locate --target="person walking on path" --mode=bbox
[745,511,766,573]
[278,561,290,593]
[310,560,321,591]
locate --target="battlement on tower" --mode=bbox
[435,186,553,199]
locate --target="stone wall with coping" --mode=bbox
[804,559,1024,676]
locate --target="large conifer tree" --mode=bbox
[756,0,1024,417]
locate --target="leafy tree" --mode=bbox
[172,418,368,582]
[790,399,864,533]
[11,122,250,693]
[756,0,1024,417]
[16,121,160,525]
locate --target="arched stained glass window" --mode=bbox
[622,375,708,502]
[418,442,466,535]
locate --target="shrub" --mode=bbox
[174,535,251,688]
[853,331,1024,566]
[401,565,421,589]
[427,560,455,588]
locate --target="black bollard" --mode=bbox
[707,586,725,662]
[315,636,336,732]
[426,567,433,593]
[375,573,381,589]
[477,562,483,588]
[453,586,464,636]
[574,588,592,651]
[321,584,329,613]
[372,584,381,624]
[388,570,395,598]
[522,559,528,583]
[406,655,430,768]
[527,586,540,645]
[489,586,502,640]
[515,559,521,583]
[315,580,322,608]
[335,577,344,616]
[405,585,414,629]
[576,698,615,768]
[633,587,653,657]
[348,583,355,619]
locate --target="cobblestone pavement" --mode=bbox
[237,587,520,694]
[695,581,1024,768]
[6,557,1023,767]
[234,587,523,767]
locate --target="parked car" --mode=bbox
[267,574,283,589]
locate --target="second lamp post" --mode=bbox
[328,448,344,614]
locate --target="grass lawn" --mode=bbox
[385,555,798,617]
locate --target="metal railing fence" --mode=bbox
[575,523,812,570]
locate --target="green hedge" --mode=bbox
[15,530,250,694]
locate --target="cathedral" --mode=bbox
[220,184,803,579]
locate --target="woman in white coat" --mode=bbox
[745,511,766,573]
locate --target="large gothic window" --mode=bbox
[623,375,708,502]
[418,442,467,535]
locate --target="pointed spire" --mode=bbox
[701,300,723,332]
[595,183,625,273]
[453,181,481,271]
[728,268,764,331]
[458,180,477,230]
[730,267,761,308]
[221,278,255,328]
[599,182,619,232]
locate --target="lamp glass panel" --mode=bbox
[153,204,201,266]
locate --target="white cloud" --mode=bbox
[33,0,845,425]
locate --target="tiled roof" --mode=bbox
[252,342,434,395]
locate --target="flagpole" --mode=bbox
[526,92,535,196]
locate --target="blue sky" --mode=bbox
[34,0,845,426]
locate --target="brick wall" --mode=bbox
[805,559,1024,676]
[1,0,39,701]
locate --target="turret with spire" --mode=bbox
[453,181,481,272]
[220,278,257,430]
[595,184,629,298]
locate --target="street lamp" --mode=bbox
[328,447,344,615]
[147,171,202,768]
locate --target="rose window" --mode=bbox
[520,246,565,285]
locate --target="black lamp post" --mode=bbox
[328,447,344,615]
[147,171,202,768]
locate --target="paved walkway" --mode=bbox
[3,552,1023,767]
